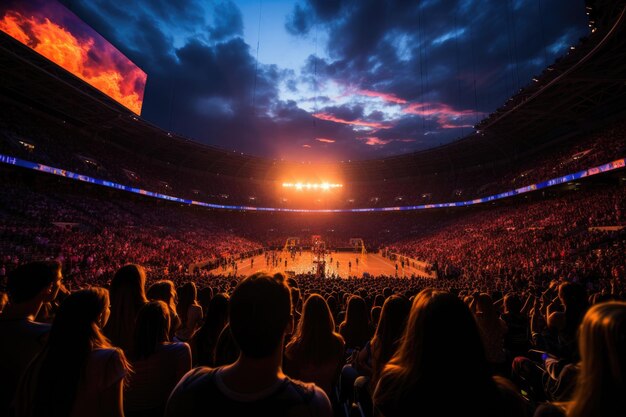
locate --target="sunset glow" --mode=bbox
[0,1,146,115]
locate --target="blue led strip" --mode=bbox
[1,154,624,213]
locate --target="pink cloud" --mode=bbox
[403,102,483,129]
[439,120,474,129]
[357,89,407,104]
[313,112,392,129]
[355,137,415,147]
[359,137,392,146]
[302,144,311,148]
[315,138,336,143]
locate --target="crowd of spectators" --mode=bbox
[2,12,626,414]
[2,254,625,416]
[389,185,625,288]
[0,171,263,290]
[1,143,626,417]
[2,164,625,290]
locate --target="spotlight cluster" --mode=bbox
[282,182,343,191]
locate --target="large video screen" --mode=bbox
[0,0,147,115]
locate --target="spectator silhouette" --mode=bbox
[104,264,148,353]
[0,260,62,416]
[339,295,372,353]
[473,293,508,374]
[213,323,239,367]
[514,283,590,405]
[338,294,373,406]
[534,301,626,417]
[165,272,332,417]
[284,293,345,400]
[175,281,203,342]
[191,292,229,366]
[125,301,191,417]
[197,286,213,317]
[15,288,130,417]
[147,280,182,340]
[501,293,530,362]
[547,282,589,361]
[373,288,526,417]
[353,295,411,417]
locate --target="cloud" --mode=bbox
[357,136,415,147]
[285,0,344,35]
[25,0,589,161]
[356,89,407,104]
[313,112,391,129]
[358,137,392,146]
[403,102,483,129]
[315,138,335,143]
[208,1,243,42]
[285,3,312,36]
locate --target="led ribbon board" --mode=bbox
[0,154,624,212]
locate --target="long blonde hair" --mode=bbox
[568,301,626,417]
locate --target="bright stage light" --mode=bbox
[282,182,343,191]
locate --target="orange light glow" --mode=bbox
[0,4,147,115]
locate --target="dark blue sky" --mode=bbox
[59,0,589,162]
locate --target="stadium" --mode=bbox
[1,0,625,416]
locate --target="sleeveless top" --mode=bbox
[165,367,323,417]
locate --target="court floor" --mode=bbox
[209,250,435,279]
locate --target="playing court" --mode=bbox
[210,250,435,279]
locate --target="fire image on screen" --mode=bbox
[0,0,147,115]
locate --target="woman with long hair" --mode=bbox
[338,294,374,406]
[175,281,203,342]
[16,288,130,417]
[191,292,229,367]
[359,295,411,388]
[125,301,191,417]
[284,293,346,399]
[338,295,372,353]
[146,280,181,340]
[104,264,148,353]
[534,301,626,417]
[373,288,525,417]
[353,295,411,417]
